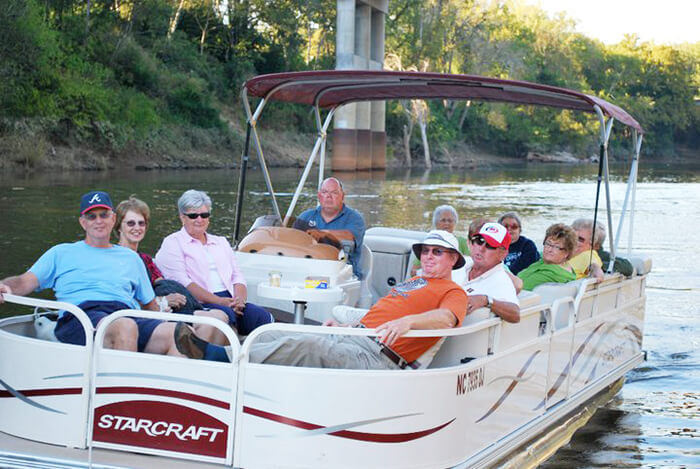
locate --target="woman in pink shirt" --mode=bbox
[155,190,273,335]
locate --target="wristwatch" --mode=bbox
[486,295,494,310]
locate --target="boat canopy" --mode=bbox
[243,70,643,133]
[237,70,645,267]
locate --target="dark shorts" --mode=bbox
[202,291,272,336]
[54,300,162,352]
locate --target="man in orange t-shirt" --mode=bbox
[248,230,468,369]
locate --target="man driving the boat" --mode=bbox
[0,191,223,358]
[462,222,521,323]
[245,230,467,369]
[292,177,366,278]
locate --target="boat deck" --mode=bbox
[0,431,223,469]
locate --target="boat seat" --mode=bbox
[238,226,340,260]
[363,228,425,298]
[428,308,492,369]
[517,290,541,309]
[532,279,584,305]
[628,255,652,275]
[357,244,380,307]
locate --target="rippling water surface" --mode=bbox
[0,162,698,467]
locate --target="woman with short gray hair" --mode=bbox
[155,190,273,348]
[411,205,468,276]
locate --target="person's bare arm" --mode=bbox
[375,308,458,347]
[506,270,523,293]
[232,283,247,314]
[0,272,40,302]
[142,298,160,311]
[468,295,520,323]
[307,229,355,244]
[589,264,604,281]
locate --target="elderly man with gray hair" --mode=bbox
[293,177,366,278]
[155,190,273,346]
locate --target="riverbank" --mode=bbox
[1,120,696,172]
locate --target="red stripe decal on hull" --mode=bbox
[0,387,82,398]
[96,386,230,409]
[243,406,454,443]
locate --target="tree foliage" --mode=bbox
[0,0,697,162]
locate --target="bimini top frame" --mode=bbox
[236,70,644,267]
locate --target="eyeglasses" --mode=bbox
[184,212,210,219]
[437,218,456,224]
[83,211,112,221]
[125,220,146,227]
[421,246,448,257]
[543,242,566,252]
[469,235,498,250]
[503,224,520,230]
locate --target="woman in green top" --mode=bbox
[518,223,577,291]
[410,205,469,276]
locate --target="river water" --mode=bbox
[0,162,698,467]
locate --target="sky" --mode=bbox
[528,0,699,45]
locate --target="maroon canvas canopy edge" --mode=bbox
[243,70,642,133]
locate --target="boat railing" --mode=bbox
[87,309,240,464]
[0,294,95,448]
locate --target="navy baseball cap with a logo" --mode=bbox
[80,191,114,214]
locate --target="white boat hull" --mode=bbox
[0,272,646,468]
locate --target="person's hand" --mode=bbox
[0,283,11,303]
[375,317,412,347]
[232,297,246,315]
[467,295,488,314]
[156,296,172,312]
[323,319,341,327]
[306,229,323,241]
[166,293,187,309]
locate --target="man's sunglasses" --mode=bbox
[421,246,449,257]
[125,220,147,227]
[83,211,112,221]
[469,235,498,250]
[184,212,211,219]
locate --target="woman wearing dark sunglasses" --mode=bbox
[155,190,273,337]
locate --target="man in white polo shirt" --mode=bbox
[462,222,520,323]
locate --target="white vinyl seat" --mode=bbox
[357,244,379,308]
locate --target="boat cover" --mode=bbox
[243,70,642,133]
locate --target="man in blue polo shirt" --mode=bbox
[294,177,366,278]
[0,191,212,357]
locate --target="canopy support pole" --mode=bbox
[628,133,643,255]
[318,104,327,191]
[602,117,615,273]
[241,88,282,224]
[613,130,643,258]
[592,106,614,273]
[282,106,336,226]
[233,123,252,244]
